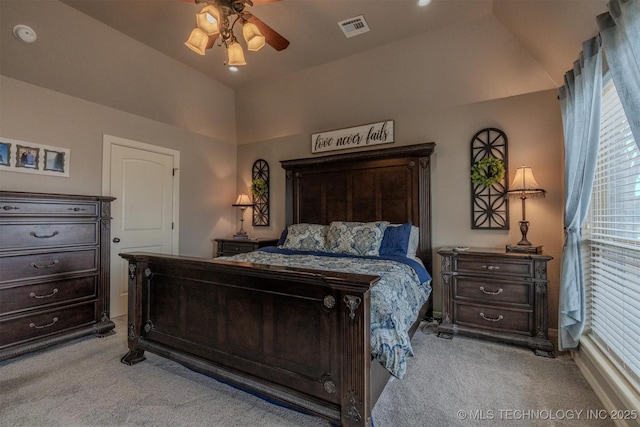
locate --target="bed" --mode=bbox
[120,142,435,427]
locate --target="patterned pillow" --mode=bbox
[282,223,328,252]
[326,221,389,256]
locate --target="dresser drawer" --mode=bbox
[0,249,98,283]
[453,276,531,306]
[454,258,533,277]
[0,303,97,348]
[454,303,532,335]
[0,200,98,217]
[0,276,97,315]
[0,222,98,250]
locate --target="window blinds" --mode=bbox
[585,76,640,385]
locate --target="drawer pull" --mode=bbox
[30,259,60,269]
[29,317,59,329]
[68,207,87,212]
[479,286,503,295]
[30,288,59,299]
[30,230,60,239]
[483,265,501,270]
[2,205,20,211]
[480,312,504,322]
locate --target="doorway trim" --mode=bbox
[101,134,180,254]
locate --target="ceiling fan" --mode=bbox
[184,0,290,66]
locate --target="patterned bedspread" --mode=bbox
[217,249,432,378]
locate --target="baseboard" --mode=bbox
[572,336,640,427]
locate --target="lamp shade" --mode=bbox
[507,166,545,197]
[184,28,214,55]
[232,193,253,207]
[242,22,265,51]
[196,5,220,36]
[226,41,247,66]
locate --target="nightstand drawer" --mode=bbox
[455,258,533,277]
[455,303,532,335]
[223,242,255,254]
[214,238,279,257]
[454,277,531,306]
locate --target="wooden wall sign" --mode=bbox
[311,120,394,154]
[470,128,509,230]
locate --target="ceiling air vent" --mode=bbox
[338,15,370,38]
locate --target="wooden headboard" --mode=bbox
[281,142,436,273]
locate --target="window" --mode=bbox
[584,74,640,385]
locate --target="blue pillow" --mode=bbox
[379,222,412,257]
[277,228,288,246]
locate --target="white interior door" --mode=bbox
[103,135,179,318]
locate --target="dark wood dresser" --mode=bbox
[437,247,554,357]
[0,191,115,361]
[214,237,279,257]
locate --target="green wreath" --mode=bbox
[250,178,267,198]
[471,157,505,187]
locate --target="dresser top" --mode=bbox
[0,191,115,202]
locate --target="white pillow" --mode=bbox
[407,225,419,259]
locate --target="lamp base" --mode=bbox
[506,244,542,254]
[233,233,250,240]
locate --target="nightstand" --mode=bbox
[437,247,554,357]
[214,238,279,257]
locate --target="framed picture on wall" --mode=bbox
[16,144,40,170]
[0,137,70,177]
[0,142,10,167]
[44,149,66,173]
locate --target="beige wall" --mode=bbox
[0,0,236,143]
[1,1,567,332]
[0,76,237,257]
[237,89,564,330]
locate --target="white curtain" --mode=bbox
[558,37,602,351]
[597,0,640,146]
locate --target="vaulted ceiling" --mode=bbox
[3,0,607,90]
[0,0,609,143]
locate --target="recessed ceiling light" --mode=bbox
[228,66,239,72]
[417,0,431,6]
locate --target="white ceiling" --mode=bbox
[52,0,606,90]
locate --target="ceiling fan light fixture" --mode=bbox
[226,41,246,66]
[185,28,212,55]
[242,22,265,52]
[196,5,220,36]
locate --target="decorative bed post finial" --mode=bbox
[343,295,361,320]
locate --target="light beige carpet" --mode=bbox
[0,317,610,427]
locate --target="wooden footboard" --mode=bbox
[120,252,381,427]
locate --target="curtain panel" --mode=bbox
[597,0,640,147]
[558,37,602,351]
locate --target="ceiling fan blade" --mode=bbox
[247,14,289,51]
